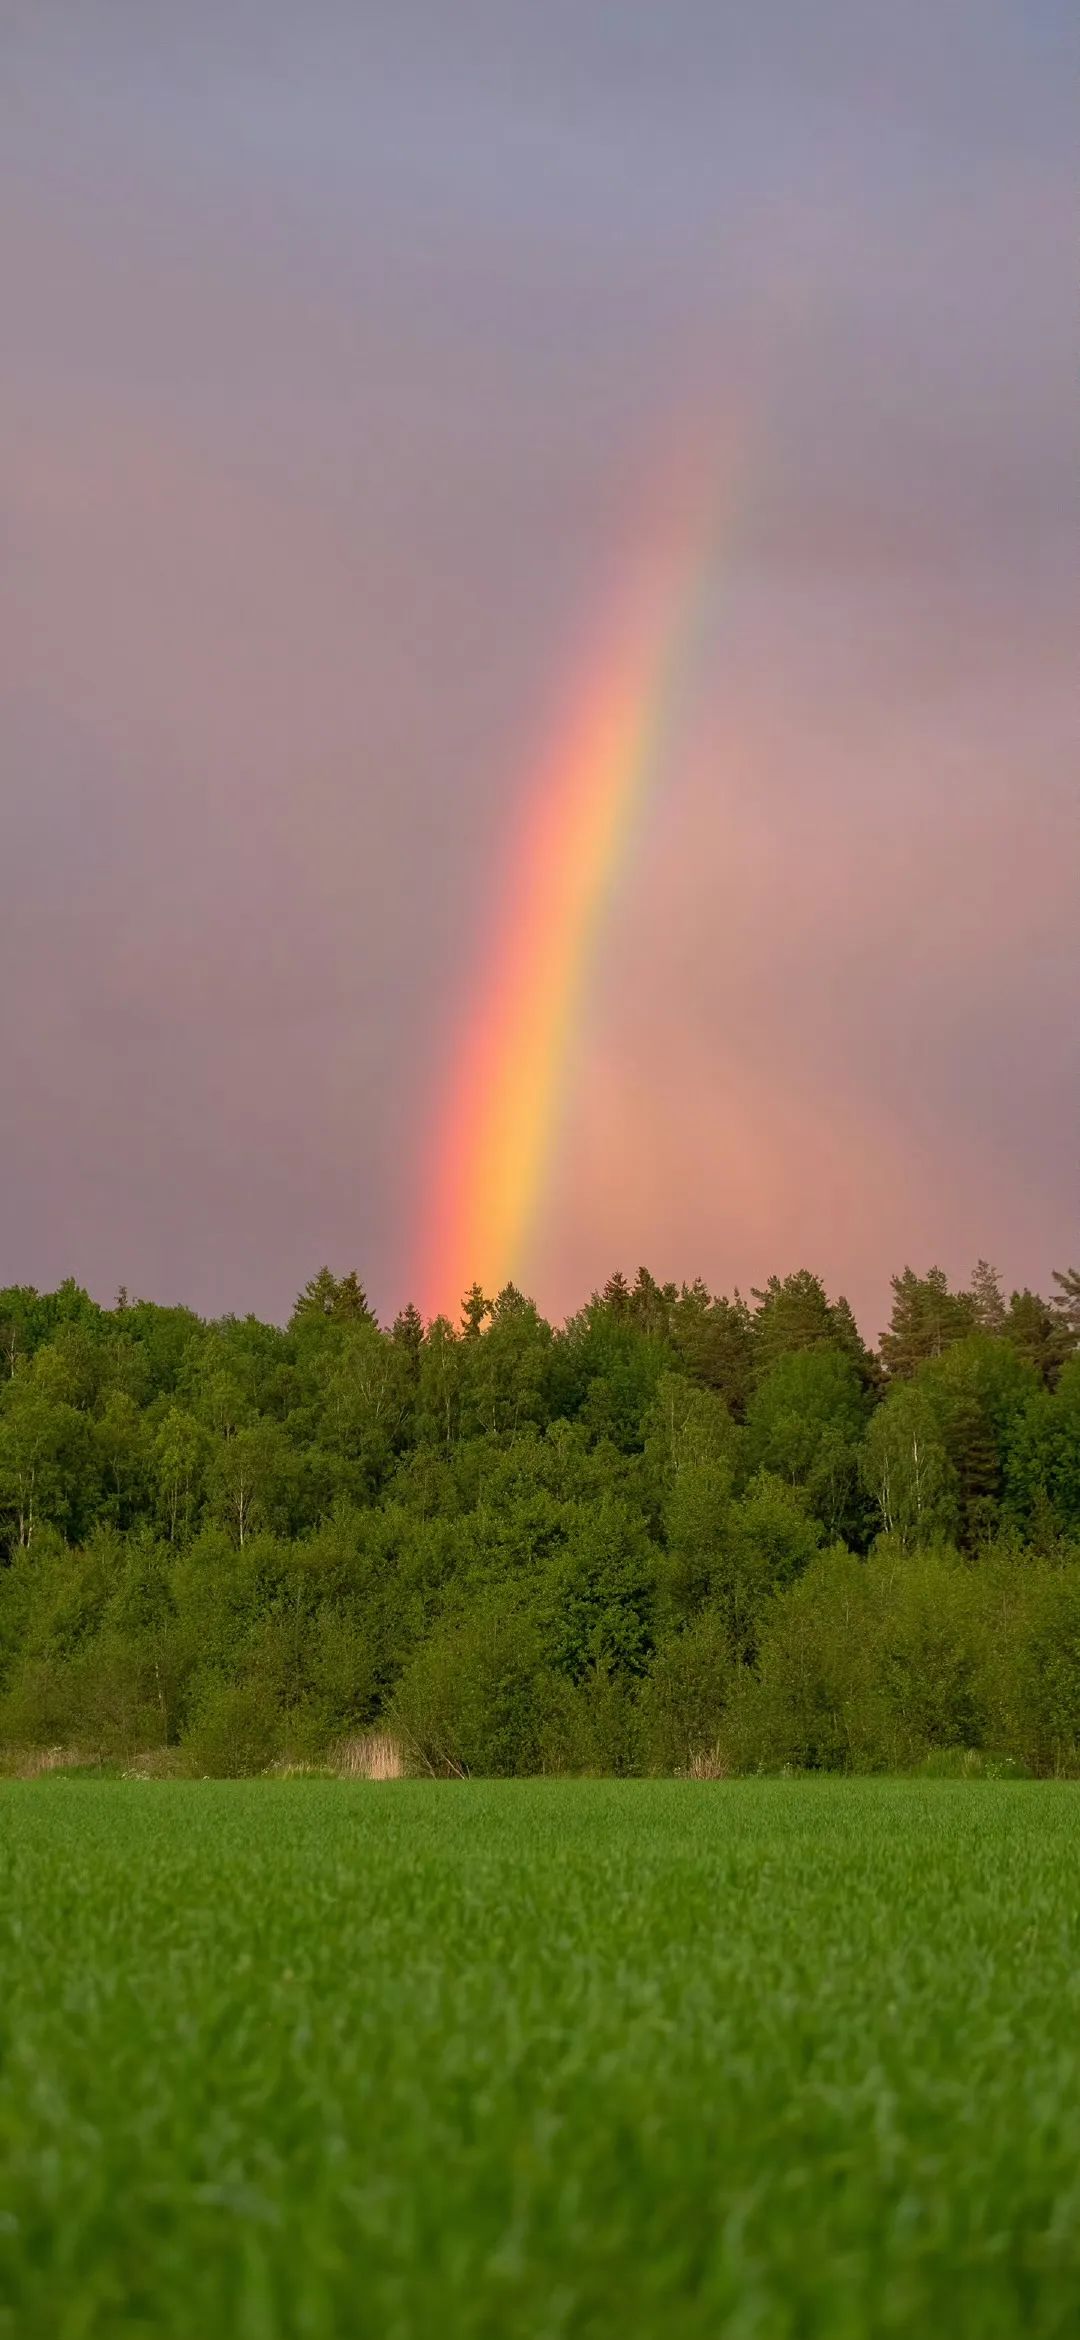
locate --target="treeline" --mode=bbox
[1,1259,1078,1776]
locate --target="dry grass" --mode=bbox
[0,1745,101,1780]
[121,1749,185,1781]
[331,1731,409,1781]
[684,1746,729,1781]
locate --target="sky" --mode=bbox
[3,0,1077,1339]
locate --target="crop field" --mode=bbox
[2,1783,1080,2339]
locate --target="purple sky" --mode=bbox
[3,1,1077,1338]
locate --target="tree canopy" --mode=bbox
[1,1254,1078,1776]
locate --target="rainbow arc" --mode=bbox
[415,456,737,1319]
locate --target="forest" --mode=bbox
[1,1258,1079,1776]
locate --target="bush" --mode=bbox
[390,1595,555,1777]
[181,1677,283,1777]
[538,1665,642,1776]
[640,1614,732,1774]
[0,1654,80,1751]
[721,1548,902,1773]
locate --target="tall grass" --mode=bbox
[330,1729,408,1779]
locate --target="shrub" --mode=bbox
[640,1613,732,1774]
[390,1595,555,1777]
[180,1676,283,1777]
[721,1547,902,1772]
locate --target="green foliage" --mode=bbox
[1006,1361,1080,1543]
[725,1546,895,1772]
[181,1674,284,1776]
[669,1282,757,1416]
[860,1379,958,1548]
[1003,1288,1066,1387]
[540,1495,656,1685]
[751,1269,877,1389]
[390,1592,554,1776]
[745,1347,871,1542]
[290,1267,376,1328]
[0,1263,1077,1776]
[640,1611,733,1772]
[1051,1265,1080,1350]
[880,1265,976,1378]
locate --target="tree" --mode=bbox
[0,1257,1077,1778]
[541,1498,656,1684]
[1005,1361,1080,1543]
[670,1285,757,1418]
[153,1408,207,1543]
[750,1271,876,1389]
[660,1456,736,1624]
[460,1284,491,1340]
[0,1380,92,1550]
[414,1318,462,1454]
[1051,1266,1080,1355]
[291,1269,376,1328]
[643,1372,738,1485]
[456,1288,554,1441]
[829,1295,883,1397]
[860,1381,957,1548]
[0,1288,41,1380]
[81,1533,189,1753]
[305,1319,414,1498]
[879,1268,975,1379]
[628,1267,675,1337]
[95,1391,149,1531]
[207,1421,299,1546]
[391,1302,424,1363]
[1004,1288,1065,1387]
[919,1336,1039,1551]
[1019,1567,1080,1774]
[751,1271,835,1372]
[969,1259,1006,1335]
[745,1350,870,1542]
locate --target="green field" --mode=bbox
[2,1782,1080,2337]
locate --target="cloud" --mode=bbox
[2,1,1077,1324]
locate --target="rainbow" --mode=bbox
[416,465,735,1320]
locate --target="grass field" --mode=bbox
[2,1782,1080,2339]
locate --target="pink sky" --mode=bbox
[3,4,1077,1341]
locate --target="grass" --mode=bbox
[1,1781,1080,2338]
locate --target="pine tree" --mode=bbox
[334,1271,376,1323]
[391,1302,424,1362]
[460,1284,491,1339]
[672,1287,756,1418]
[943,1390,1002,1550]
[291,1268,375,1327]
[1051,1266,1080,1353]
[969,1259,1007,1334]
[1003,1289,1063,1387]
[828,1295,882,1396]
[629,1268,673,1336]
[880,1268,975,1378]
[751,1271,869,1380]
